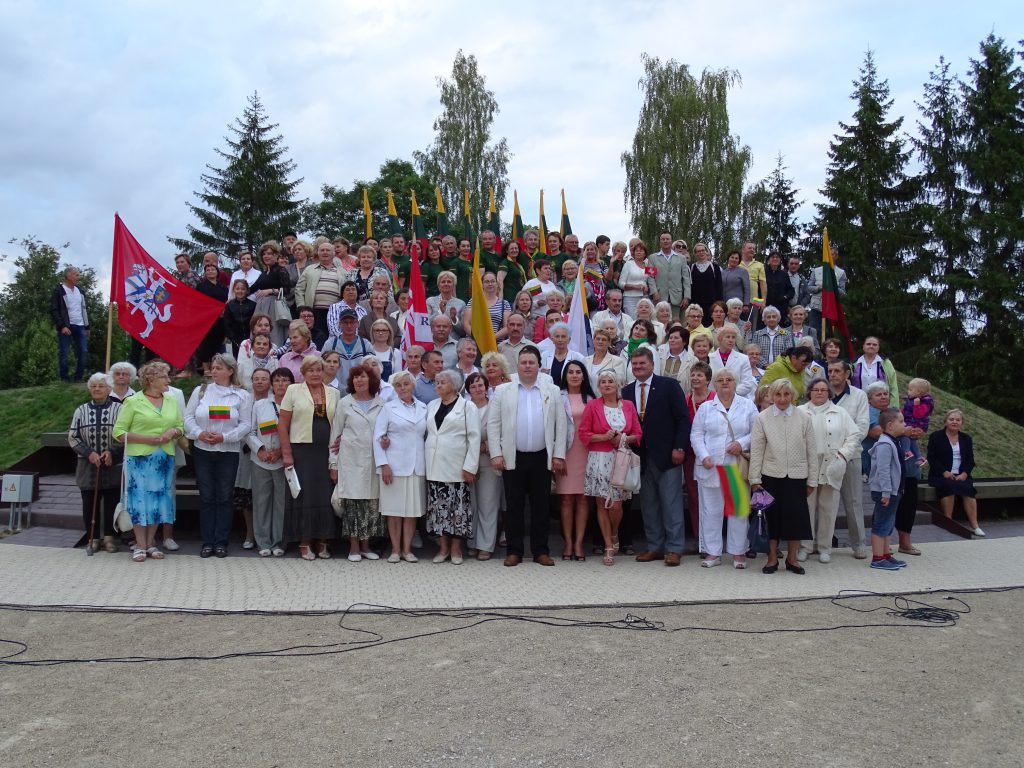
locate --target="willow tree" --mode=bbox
[621,55,751,252]
[414,51,511,231]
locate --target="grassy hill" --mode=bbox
[0,375,1022,477]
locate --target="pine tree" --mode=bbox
[414,51,511,232]
[815,51,921,355]
[622,55,751,252]
[171,92,303,261]
[958,35,1024,419]
[912,57,971,377]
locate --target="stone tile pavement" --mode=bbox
[1,534,1020,611]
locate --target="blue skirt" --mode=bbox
[125,451,176,526]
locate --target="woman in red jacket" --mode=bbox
[580,369,643,565]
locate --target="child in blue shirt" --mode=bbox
[868,408,907,571]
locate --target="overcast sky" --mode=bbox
[0,1,1019,294]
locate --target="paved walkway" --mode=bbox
[1,533,1021,611]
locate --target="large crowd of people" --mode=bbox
[64,230,987,573]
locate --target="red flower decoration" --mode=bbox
[645,266,658,277]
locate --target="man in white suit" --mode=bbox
[488,345,568,566]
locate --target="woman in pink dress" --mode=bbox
[555,361,596,561]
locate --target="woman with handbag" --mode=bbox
[579,369,642,566]
[690,368,758,569]
[250,241,292,347]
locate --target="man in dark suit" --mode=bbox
[623,347,691,566]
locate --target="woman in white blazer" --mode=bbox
[328,364,386,562]
[708,323,757,400]
[540,322,587,385]
[373,370,428,562]
[585,327,627,390]
[797,377,863,563]
[691,368,759,569]
[424,370,481,565]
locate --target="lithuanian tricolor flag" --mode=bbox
[434,187,449,236]
[258,419,278,435]
[512,189,525,251]
[470,236,497,355]
[410,189,429,260]
[538,189,548,255]
[716,464,750,517]
[363,188,373,241]
[208,405,231,420]
[486,186,502,252]
[386,191,401,236]
[821,227,854,359]
[462,189,475,245]
[560,189,572,236]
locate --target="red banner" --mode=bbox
[110,214,225,368]
[400,242,434,361]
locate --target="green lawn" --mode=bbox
[0,374,1021,478]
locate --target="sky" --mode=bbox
[0,0,1020,295]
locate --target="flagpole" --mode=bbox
[104,303,115,371]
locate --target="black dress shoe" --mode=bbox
[785,561,805,575]
[214,546,228,558]
[200,546,214,558]
[762,562,778,574]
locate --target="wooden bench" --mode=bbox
[919,479,1024,538]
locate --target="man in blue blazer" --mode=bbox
[622,347,691,565]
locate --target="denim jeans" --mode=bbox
[870,491,900,538]
[193,449,239,548]
[58,325,88,382]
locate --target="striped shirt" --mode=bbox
[465,297,511,334]
[313,267,342,309]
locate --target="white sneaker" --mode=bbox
[818,551,831,563]
[258,549,271,557]
[347,553,362,562]
[796,548,809,562]
[700,556,722,568]
[387,553,401,563]
[162,538,179,551]
[242,539,255,550]
[973,527,986,538]
[361,551,380,561]
[271,547,285,557]
[411,531,423,548]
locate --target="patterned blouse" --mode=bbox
[68,398,124,489]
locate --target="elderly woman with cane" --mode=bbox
[68,373,124,553]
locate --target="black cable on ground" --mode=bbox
[0,585,1018,668]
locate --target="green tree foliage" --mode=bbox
[912,57,971,380]
[622,54,751,253]
[302,159,438,243]
[815,51,922,359]
[957,35,1024,419]
[414,51,512,232]
[170,92,304,262]
[737,181,771,256]
[0,239,107,388]
[763,154,803,256]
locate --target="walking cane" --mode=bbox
[87,463,101,557]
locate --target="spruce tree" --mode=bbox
[171,92,303,260]
[912,57,970,374]
[959,34,1024,419]
[815,51,921,355]
[764,154,803,257]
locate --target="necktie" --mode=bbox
[639,382,647,421]
[666,357,679,376]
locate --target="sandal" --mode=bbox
[602,548,615,566]
[298,545,316,561]
[146,547,165,560]
[611,537,620,557]
[898,546,922,556]
[317,543,332,559]
[132,548,146,562]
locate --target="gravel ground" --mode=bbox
[1,590,1021,767]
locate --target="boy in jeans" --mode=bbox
[868,408,907,571]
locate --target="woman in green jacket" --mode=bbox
[758,346,814,402]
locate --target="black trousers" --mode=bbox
[896,477,918,535]
[81,487,119,537]
[502,449,551,558]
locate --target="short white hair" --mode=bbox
[390,370,415,388]
[762,305,782,320]
[87,372,111,388]
[866,381,890,396]
[714,323,740,341]
[108,361,137,380]
[548,321,571,337]
[726,298,744,310]
[436,368,464,392]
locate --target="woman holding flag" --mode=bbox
[690,368,758,569]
